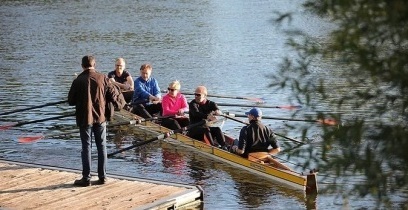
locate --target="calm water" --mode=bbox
[0,0,395,209]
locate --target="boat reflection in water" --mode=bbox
[160,142,317,209]
[106,119,317,209]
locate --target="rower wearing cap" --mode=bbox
[231,107,281,158]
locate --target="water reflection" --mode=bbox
[108,125,140,150]
[161,147,185,175]
[160,142,314,209]
[0,0,367,208]
[187,155,214,186]
[107,127,160,165]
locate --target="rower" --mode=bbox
[132,63,162,118]
[231,108,291,170]
[161,80,190,130]
[108,58,134,103]
[188,86,228,150]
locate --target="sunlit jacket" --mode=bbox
[68,68,108,127]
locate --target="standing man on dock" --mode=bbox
[68,55,110,187]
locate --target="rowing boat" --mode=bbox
[112,109,318,195]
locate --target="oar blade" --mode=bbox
[19,131,80,143]
[317,118,338,126]
[248,97,266,104]
[18,135,45,143]
[277,105,303,110]
[0,123,17,131]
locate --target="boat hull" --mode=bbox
[112,109,318,195]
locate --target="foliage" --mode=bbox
[271,0,408,207]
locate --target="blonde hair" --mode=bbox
[168,80,181,90]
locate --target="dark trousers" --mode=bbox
[188,126,226,147]
[122,90,134,104]
[79,122,107,181]
[209,127,226,147]
[132,103,162,118]
[161,117,190,130]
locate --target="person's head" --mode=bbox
[245,107,262,120]
[194,85,207,103]
[115,58,126,73]
[81,55,96,69]
[167,80,181,97]
[139,63,152,80]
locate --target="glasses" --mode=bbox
[168,88,177,92]
[194,93,201,97]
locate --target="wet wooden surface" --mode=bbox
[0,161,202,210]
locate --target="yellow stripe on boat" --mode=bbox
[113,110,317,194]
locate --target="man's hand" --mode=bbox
[149,95,161,103]
[212,110,222,116]
[207,114,217,121]
[177,109,185,116]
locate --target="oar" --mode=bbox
[108,120,206,157]
[18,121,136,143]
[161,90,265,103]
[216,103,302,110]
[221,113,304,144]
[17,115,176,143]
[228,113,337,126]
[0,112,75,131]
[191,93,265,103]
[0,100,68,116]
[18,130,79,143]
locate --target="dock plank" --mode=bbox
[0,160,202,209]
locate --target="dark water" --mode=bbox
[0,0,400,209]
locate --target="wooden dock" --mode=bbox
[0,159,203,210]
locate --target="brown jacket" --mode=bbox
[68,68,109,127]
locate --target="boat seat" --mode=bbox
[248,152,293,171]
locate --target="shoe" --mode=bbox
[74,178,91,187]
[221,146,229,151]
[95,178,107,185]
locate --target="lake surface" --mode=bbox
[0,0,397,209]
